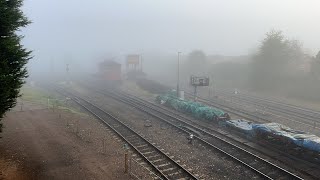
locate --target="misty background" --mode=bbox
[21,0,320,101]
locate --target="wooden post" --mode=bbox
[102,139,106,154]
[102,139,104,154]
[124,152,128,173]
[88,129,91,142]
[105,139,107,154]
[76,120,79,134]
[129,153,132,176]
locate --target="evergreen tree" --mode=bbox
[0,0,31,132]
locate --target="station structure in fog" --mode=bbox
[126,54,146,80]
[98,60,122,82]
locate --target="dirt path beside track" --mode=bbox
[0,102,130,180]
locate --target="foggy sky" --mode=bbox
[21,0,320,73]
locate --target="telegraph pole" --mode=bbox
[50,58,54,73]
[66,63,69,84]
[140,54,143,72]
[177,52,181,97]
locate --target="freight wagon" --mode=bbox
[156,91,230,121]
[223,120,320,161]
[156,91,320,160]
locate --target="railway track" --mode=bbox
[217,89,320,117]
[213,90,320,129]
[125,90,318,165]
[54,87,198,180]
[218,89,320,118]
[89,87,304,180]
[183,91,320,162]
[183,91,271,123]
[184,90,320,132]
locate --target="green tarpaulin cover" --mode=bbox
[156,91,226,121]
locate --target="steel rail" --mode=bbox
[116,90,305,180]
[54,87,198,180]
[216,90,320,121]
[94,88,303,180]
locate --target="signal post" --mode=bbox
[190,76,210,101]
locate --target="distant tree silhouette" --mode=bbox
[185,50,208,76]
[251,30,304,91]
[310,51,320,81]
[316,51,320,60]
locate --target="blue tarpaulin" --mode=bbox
[292,134,320,153]
[224,119,253,135]
[253,123,320,153]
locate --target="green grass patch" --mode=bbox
[20,86,52,105]
[20,85,89,117]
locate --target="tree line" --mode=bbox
[183,30,320,101]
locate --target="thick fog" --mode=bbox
[22,0,320,74]
[21,0,320,102]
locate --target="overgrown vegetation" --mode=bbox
[0,0,31,132]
